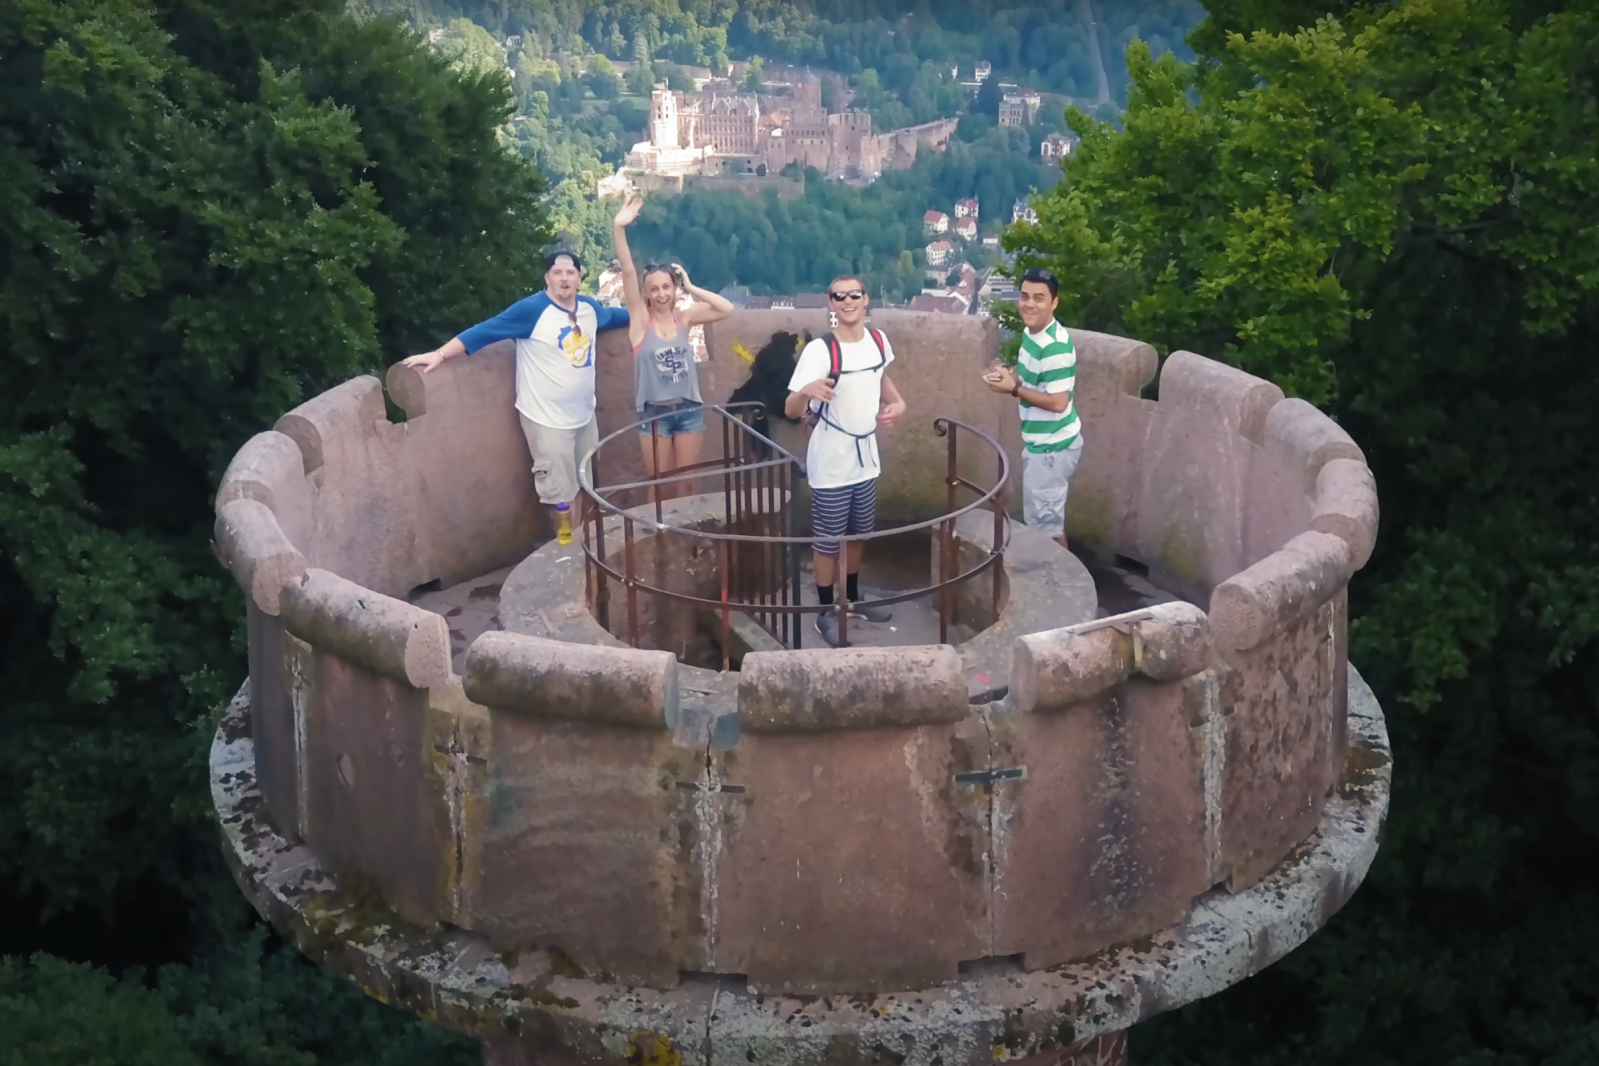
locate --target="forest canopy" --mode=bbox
[3,0,1597,1064]
[1007,2,1599,1060]
[356,0,1205,102]
[0,0,542,1061]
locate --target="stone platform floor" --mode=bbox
[411,540,1177,674]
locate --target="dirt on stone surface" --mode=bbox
[1078,553,1177,618]
[411,566,512,674]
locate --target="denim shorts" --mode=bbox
[638,401,705,437]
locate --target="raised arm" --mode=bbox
[673,263,734,328]
[401,297,543,373]
[612,193,648,346]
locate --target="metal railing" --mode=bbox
[577,403,1009,664]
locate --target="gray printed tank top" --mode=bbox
[633,314,702,408]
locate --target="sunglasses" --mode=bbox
[1021,267,1058,284]
[829,290,866,302]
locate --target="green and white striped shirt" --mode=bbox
[1017,321,1081,454]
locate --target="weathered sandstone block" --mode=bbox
[1311,458,1379,570]
[1209,531,1352,652]
[274,375,387,475]
[463,631,678,728]
[215,430,316,547]
[990,671,1212,968]
[214,498,306,616]
[279,568,451,689]
[738,644,968,731]
[1159,351,1284,445]
[1261,398,1365,492]
[1012,602,1212,714]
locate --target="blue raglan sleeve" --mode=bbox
[456,294,548,353]
[583,296,630,331]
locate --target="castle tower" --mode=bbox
[209,315,1389,1066]
[650,87,679,149]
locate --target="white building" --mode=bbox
[923,209,949,234]
[1011,199,1038,225]
[999,91,1043,126]
[925,239,954,267]
[1040,131,1078,162]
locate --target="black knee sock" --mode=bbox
[846,572,860,602]
[817,583,835,606]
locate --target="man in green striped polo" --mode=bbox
[982,266,1083,548]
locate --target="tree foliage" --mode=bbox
[361,0,1203,104]
[1010,2,1599,1062]
[0,0,543,1059]
[626,128,1057,300]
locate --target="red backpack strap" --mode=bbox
[868,328,887,364]
[823,333,842,380]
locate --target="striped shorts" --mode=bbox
[810,478,879,556]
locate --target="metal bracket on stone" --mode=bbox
[675,780,747,794]
[953,766,1025,786]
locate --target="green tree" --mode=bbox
[0,0,542,1060]
[625,60,657,96]
[974,70,1003,117]
[586,54,622,98]
[743,54,767,92]
[898,249,923,296]
[662,63,696,92]
[433,16,505,81]
[1010,2,1599,1062]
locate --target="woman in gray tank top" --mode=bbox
[613,193,734,497]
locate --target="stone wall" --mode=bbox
[213,313,1377,996]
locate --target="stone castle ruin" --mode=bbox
[625,71,958,181]
[209,311,1390,1066]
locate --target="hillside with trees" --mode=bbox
[5,2,1596,1065]
[1009,3,1599,1062]
[351,0,1201,295]
[623,126,1057,300]
[1,1,532,1061]
[356,0,1204,104]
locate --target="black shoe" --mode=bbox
[815,610,842,647]
[848,599,892,623]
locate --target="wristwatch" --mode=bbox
[1011,382,1021,397]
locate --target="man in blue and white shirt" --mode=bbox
[403,251,630,510]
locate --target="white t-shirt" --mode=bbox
[457,293,630,430]
[787,332,896,490]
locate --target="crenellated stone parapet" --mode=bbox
[208,313,1385,1065]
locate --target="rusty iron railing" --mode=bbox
[578,403,1008,663]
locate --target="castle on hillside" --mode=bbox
[625,71,956,182]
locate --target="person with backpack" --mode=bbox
[784,275,907,647]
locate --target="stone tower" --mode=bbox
[209,313,1389,1066]
[650,87,679,150]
